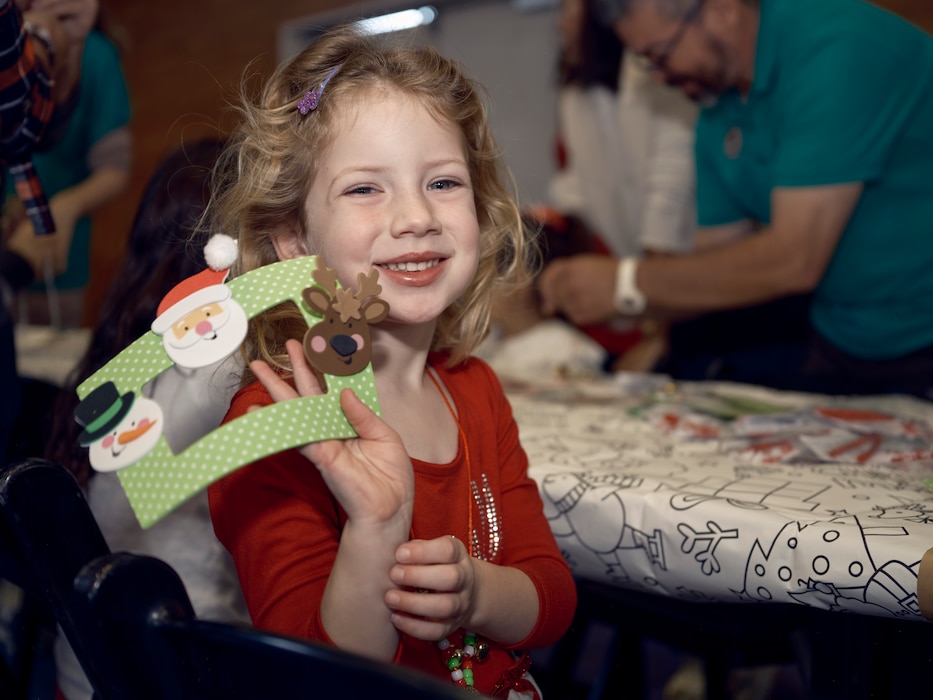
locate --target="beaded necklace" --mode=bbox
[425,368,488,692]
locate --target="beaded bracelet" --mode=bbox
[438,630,489,693]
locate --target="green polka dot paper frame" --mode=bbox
[76,255,382,529]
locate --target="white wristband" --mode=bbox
[614,257,646,315]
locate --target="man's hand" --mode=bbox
[537,253,620,326]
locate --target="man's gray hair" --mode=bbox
[595,0,696,26]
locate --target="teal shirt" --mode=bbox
[695,0,933,360]
[3,30,131,289]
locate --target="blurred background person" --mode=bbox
[550,0,697,262]
[43,136,248,700]
[542,0,933,398]
[2,0,130,328]
[0,0,97,471]
[0,2,100,693]
[481,0,698,379]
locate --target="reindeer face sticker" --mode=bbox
[302,263,389,376]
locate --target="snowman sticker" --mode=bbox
[75,381,164,472]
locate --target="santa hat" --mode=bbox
[151,234,238,336]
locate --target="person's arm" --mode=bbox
[209,398,412,664]
[538,183,860,325]
[635,182,862,313]
[50,163,129,234]
[385,360,576,648]
[467,362,576,647]
[6,163,129,276]
[692,219,753,251]
[247,341,413,662]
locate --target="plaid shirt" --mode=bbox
[0,0,55,235]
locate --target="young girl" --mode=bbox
[206,25,577,698]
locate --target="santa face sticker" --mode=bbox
[151,275,249,369]
[76,381,164,472]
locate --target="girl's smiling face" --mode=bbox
[302,87,480,330]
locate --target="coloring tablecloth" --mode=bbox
[508,373,933,622]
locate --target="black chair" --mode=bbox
[0,457,121,698]
[73,550,469,700]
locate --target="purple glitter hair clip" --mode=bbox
[298,65,342,116]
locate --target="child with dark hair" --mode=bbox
[45,137,249,700]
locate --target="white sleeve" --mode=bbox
[629,62,700,254]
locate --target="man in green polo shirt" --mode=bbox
[537,0,933,398]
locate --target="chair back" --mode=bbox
[75,551,470,700]
[0,458,132,698]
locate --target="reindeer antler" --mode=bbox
[330,269,384,322]
[311,263,339,295]
[356,269,382,300]
[331,287,359,322]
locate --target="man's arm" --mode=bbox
[537,183,862,325]
[636,183,863,313]
[692,219,753,251]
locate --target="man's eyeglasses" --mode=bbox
[632,0,705,75]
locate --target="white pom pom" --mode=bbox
[204,234,238,271]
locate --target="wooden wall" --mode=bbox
[84,0,933,325]
[86,0,346,324]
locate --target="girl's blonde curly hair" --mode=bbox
[207,24,535,374]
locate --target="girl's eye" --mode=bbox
[429,179,460,191]
[345,185,377,196]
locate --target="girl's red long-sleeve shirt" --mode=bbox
[208,353,576,696]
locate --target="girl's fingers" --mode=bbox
[249,359,298,403]
[387,588,459,620]
[337,388,398,443]
[389,611,451,644]
[250,340,325,403]
[284,339,324,397]
[395,536,461,567]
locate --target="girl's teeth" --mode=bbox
[383,259,439,272]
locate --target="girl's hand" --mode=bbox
[250,339,414,528]
[384,535,478,641]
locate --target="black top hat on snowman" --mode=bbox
[75,381,136,447]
